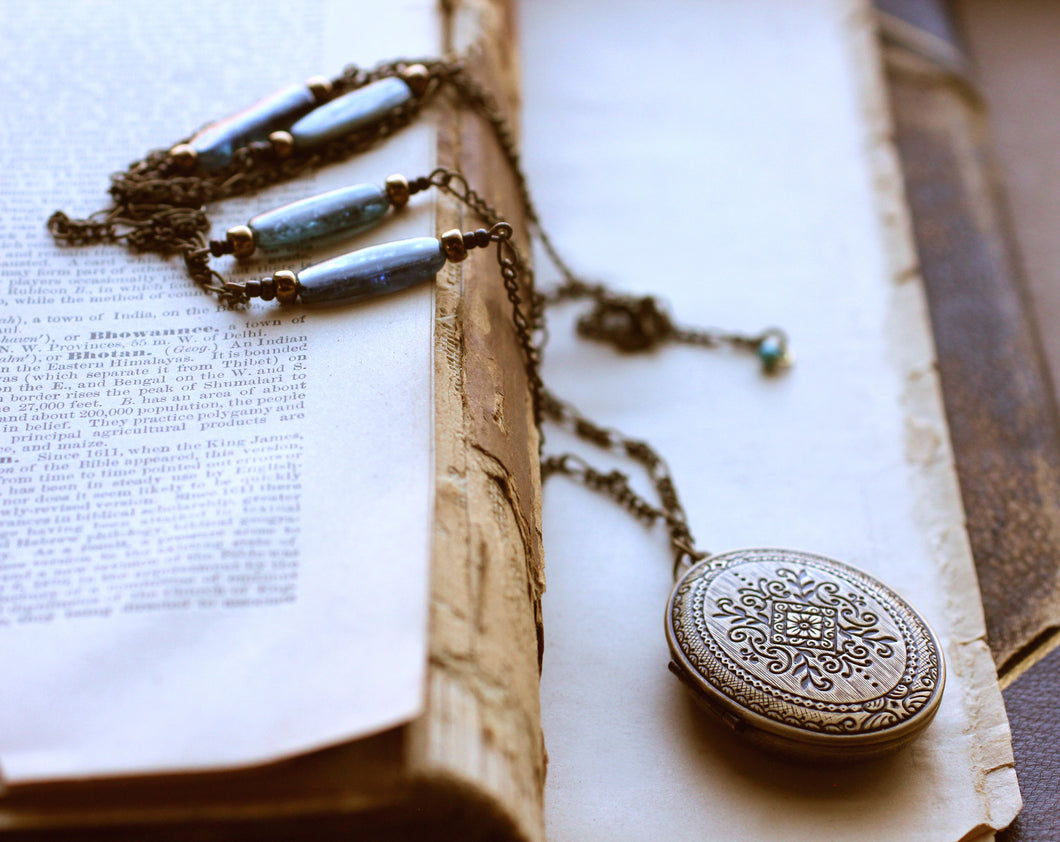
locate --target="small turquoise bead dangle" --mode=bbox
[571,293,793,375]
[755,328,793,374]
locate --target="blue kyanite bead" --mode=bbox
[297,237,445,306]
[757,332,790,373]
[289,77,412,150]
[190,83,318,170]
[248,183,390,253]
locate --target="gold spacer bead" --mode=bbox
[385,174,411,209]
[440,229,468,263]
[269,130,294,158]
[274,270,299,305]
[226,225,256,259]
[305,75,333,102]
[401,64,430,97]
[169,143,198,172]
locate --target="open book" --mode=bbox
[0,0,1021,839]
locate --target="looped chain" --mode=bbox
[488,221,513,241]
[489,222,543,427]
[542,454,660,525]
[540,387,709,576]
[124,208,211,253]
[575,295,674,353]
[428,168,506,230]
[181,237,233,301]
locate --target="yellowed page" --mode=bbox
[0,0,437,784]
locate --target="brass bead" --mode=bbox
[226,225,256,259]
[401,63,430,97]
[274,270,299,305]
[269,130,294,158]
[305,75,333,102]
[440,229,468,263]
[169,143,198,172]
[385,174,411,209]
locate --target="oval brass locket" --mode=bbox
[666,548,945,761]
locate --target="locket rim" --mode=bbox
[665,547,946,760]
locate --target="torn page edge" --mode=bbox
[841,0,1021,832]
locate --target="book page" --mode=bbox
[0,0,438,784]
[522,0,1020,839]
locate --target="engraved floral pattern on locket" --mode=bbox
[713,566,901,696]
[669,550,943,737]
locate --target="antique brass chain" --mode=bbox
[47,56,784,572]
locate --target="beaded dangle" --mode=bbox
[210,171,506,308]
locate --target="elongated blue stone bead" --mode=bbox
[289,77,412,150]
[248,183,390,253]
[191,83,318,170]
[297,237,445,306]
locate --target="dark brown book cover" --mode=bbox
[878,0,1060,837]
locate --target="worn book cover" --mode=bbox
[880,0,1060,837]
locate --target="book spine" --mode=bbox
[409,2,546,841]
